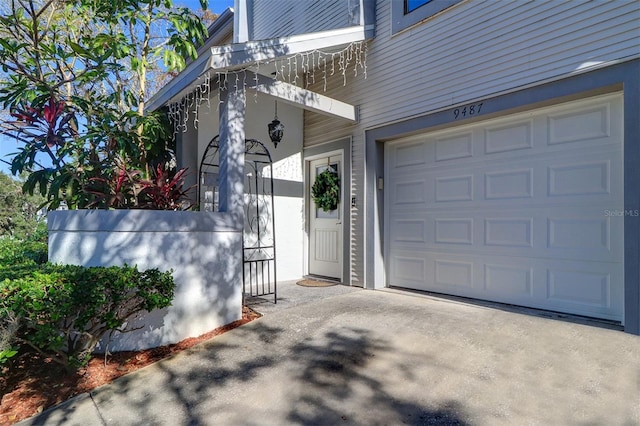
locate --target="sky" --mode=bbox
[0,0,235,175]
[179,0,233,13]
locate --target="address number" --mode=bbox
[453,102,483,120]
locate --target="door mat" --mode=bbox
[296,279,337,287]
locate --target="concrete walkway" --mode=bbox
[19,281,640,425]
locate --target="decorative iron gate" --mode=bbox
[199,136,277,303]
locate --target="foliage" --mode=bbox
[0,263,175,369]
[84,163,194,210]
[0,224,47,369]
[0,171,46,239]
[0,348,17,366]
[84,163,142,209]
[3,96,138,209]
[138,165,194,210]
[0,225,48,266]
[0,0,209,209]
[312,168,341,212]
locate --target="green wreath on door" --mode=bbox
[312,169,340,212]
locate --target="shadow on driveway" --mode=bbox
[20,288,639,425]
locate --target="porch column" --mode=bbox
[218,76,246,220]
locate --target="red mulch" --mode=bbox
[0,306,261,426]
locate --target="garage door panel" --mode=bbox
[543,259,623,320]
[392,141,428,168]
[388,152,622,213]
[391,208,622,263]
[386,93,624,321]
[485,168,534,200]
[484,264,534,296]
[435,132,474,162]
[393,179,427,205]
[547,217,610,251]
[547,103,611,145]
[484,217,533,248]
[390,250,623,321]
[434,218,474,245]
[388,102,621,176]
[548,160,611,197]
[545,220,623,262]
[435,175,474,202]
[390,252,427,285]
[484,119,534,154]
[547,269,611,308]
[391,218,427,244]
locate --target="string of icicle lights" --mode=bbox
[168,40,367,137]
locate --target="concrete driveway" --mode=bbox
[21,282,640,425]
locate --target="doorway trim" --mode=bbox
[303,137,352,284]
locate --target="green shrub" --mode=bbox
[0,225,48,267]
[0,264,175,369]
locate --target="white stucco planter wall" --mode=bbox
[48,210,243,352]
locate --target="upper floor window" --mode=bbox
[392,0,461,34]
[406,0,431,13]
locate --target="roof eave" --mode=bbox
[147,25,372,111]
[198,7,235,54]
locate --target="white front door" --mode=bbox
[309,156,342,279]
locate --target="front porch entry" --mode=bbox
[199,136,277,303]
[308,154,343,281]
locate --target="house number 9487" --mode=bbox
[453,102,483,119]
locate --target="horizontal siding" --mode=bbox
[304,58,359,146]
[358,0,639,126]
[302,0,640,287]
[304,111,355,147]
[250,0,351,40]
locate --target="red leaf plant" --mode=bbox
[9,96,77,149]
[84,165,141,209]
[138,164,194,210]
[84,163,194,210]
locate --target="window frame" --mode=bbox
[405,0,431,13]
[392,0,461,34]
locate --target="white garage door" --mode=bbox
[386,93,624,321]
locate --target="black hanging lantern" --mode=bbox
[268,101,284,148]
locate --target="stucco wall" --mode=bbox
[48,210,243,351]
[194,91,306,281]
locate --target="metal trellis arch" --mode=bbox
[199,135,277,303]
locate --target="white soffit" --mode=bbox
[148,25,369,112]
[249,74,356,122]
[208,25,370,69]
